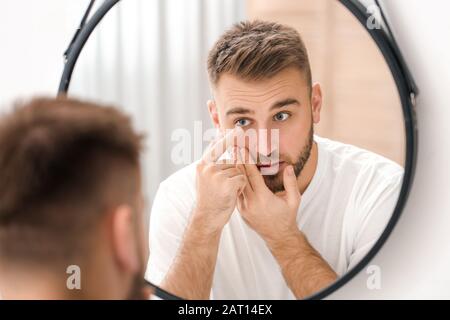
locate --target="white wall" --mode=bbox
[0,0,90,109]
[329,0,450,299]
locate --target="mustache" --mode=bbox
[254,150,282,165]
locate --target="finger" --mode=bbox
[237,191,246,211]
[222,167,244,178]
[204,163,236,171]
[229,174,247,193]
[234,146,246,174]
[231,146,238,162]
[236,148,253,195]
[240,147,266,193]
[215,159,238,166]
[214,147,238,165]
[283,165,301,207]
[201,127,244,163]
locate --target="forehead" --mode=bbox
[214,67,308,105]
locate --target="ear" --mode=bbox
[111,205,140,275]
[207,100,220,129]
[310,83,322,124]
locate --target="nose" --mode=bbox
[255,126,279,158]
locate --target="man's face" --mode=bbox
[209,67,322,193]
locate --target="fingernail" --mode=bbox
[239,148,246,162]
[287,165,294,175]
[236,147,242,160]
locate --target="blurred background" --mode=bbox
[0,0,449,299]
[247,0,404,165]
[61,0,405,202]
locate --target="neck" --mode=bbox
[0,261,124,300]
[297,141,318,195]
[0,267,84,300]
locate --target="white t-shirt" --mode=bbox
[145,135,404,299]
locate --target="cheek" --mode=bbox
[278,132,295,157]
[278,120,310,155]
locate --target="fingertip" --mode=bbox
[239,147,247,163]
[234,126,244,135]
[286,165,295,176]
[231,146,238,161]
[283,165,298,192]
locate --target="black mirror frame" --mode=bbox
[58,0,418,300]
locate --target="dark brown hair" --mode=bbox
[0,97,144,264]
[207,20,312,89]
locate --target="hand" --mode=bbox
[236,147,302,244]
[193,128,247,236]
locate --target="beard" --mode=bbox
[262,125,314,193]
[126,272,148,300]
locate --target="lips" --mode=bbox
[257,161,284,171]
[257,163,278,168]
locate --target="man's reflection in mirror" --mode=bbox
[0,97,151,299]
[146,20,403,299]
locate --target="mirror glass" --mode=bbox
[68,0,406,299]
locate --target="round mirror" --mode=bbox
[60,0,416,300]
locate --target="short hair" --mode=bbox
[0,97,144,265]
[207,20,312,89]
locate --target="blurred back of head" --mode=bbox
[0,97,146,299]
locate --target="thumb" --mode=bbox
[283,165,301,207]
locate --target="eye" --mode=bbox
[273,112,290,122]
[234,118,251,127]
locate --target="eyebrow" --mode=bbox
[225,98,301,117]
[270,98,300,111]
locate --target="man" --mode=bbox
[146,20,403,299]
[0,97,150,299]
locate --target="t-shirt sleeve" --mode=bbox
[347,168,404,271]
[145,179,193,286]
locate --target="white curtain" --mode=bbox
[69,0,245,206]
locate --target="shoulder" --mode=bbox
[315,138,405,255]
[150,161,199,222]
[315,135,404,183]
[158,160,199,193]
